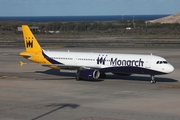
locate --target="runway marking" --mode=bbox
[162,85,180,89]
[0,76,16,79]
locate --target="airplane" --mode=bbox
[20,25,174,83]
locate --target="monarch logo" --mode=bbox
[110,58,144,67]
[26,40,33,48]
[97,54,144,67]
[97,55,108,65]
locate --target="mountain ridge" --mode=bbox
[148,13,180,23]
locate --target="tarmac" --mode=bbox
[0,47,180,120]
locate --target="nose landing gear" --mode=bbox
[150,75,156,84]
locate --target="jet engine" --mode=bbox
[77,69,100,80]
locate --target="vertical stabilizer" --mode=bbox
[22,25,42,52]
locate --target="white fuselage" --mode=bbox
[42,50,174,75]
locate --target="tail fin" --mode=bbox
[22,25,42,52]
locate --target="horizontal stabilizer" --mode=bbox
[20,61,26,66]
[19,52,32,59]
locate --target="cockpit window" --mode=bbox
[156,61,168,64]
[163,61,168,64]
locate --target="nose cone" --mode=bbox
[167,64,174,73]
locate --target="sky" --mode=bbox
[0,0,179,16]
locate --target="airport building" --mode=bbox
[17,26,40,32]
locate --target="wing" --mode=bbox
[42,64,102,70]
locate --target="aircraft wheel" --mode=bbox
[99,73,106,79]
[151,80,156,84]
[76,70,83,81]
[150,75,156,84]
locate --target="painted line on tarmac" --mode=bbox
[162,85,180,89]
[0,75,16,79]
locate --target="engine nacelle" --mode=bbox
[78,69,100,79]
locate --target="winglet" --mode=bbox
[20,61,24,66]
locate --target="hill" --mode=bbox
[148,13,180,24]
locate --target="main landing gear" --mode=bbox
[150,75,156,84]
[76,70,83,81]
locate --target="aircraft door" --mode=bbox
[145,57,151,68]
[74,56,78,64]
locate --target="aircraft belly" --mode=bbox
[99,66,166,75]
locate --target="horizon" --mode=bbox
[0,14,170,22]
[0,14,171,17]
